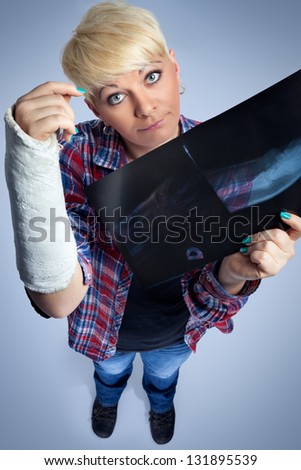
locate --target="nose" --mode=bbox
[134,90,156,118]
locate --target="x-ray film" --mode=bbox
[85,70,301,287]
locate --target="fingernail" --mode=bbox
[280,211,291,220]
[77,87,86,93]
[242,236,252,245]
[240,246,248,254]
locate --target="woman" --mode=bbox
[5,1,301,445]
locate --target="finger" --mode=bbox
[280,212,301,241]
[16,93,75,119]
[240,239,293,265]
[28,115,76,141]
[18,100,75,124]
[18,81,84,101]
[242,212,301,246]
[244,225,294,251]
[61,126,79,143]
[18,91,77,114]
[242,229,273,246]
[249,213,301,244]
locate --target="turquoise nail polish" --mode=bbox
[70,128,78,143]
[240,246,248,254]
[77,87,86,93]
[280,211,291,220]
[242,236,252,245]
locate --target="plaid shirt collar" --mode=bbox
[92,114,197,170]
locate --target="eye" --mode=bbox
[146,71,161,84]
[107,93,125,106]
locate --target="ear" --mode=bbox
[169,49,181,84]
[84,98,102,119]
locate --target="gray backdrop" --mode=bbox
[1,0,300,450]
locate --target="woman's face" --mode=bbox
[87,50,182,160]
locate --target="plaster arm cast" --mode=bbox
[4,107,78,293]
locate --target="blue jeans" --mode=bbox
[93,342,192,413]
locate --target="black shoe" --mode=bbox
[149,404,175,445]
[91,399,118,438]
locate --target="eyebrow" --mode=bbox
[98,61,163,98]
[98,84,117,98]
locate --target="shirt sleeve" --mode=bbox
[184,261,260,334]
[59,142,94,287]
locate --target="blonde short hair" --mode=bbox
[61,1,170,102]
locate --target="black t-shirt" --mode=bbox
[116,275,190,352]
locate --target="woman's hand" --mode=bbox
[218,212,301,295]
[14,81,84,142]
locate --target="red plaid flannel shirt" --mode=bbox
[56,115,260,362]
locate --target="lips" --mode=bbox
[139,119,164,131]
